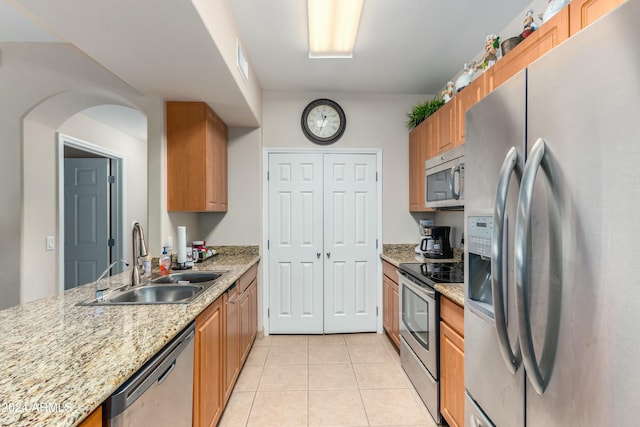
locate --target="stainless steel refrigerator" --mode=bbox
[464,1,640,426]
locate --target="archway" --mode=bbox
[21,89,147,303]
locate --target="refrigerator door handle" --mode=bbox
[515,138,550,395]
[450,165,461,199]
[492,147,523,374]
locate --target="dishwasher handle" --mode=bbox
[104,322,195,418]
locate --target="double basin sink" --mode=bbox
[79,271,227,306]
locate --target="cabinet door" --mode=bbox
[434,99,457,155]
[239,288,252,365]
[455,74,486,144]
[166,101,228,212]
[409,120,434,212]
[569,0,625,35]
[382,275,392,334]
[223,287,240,404]
[390,280,400,348]
[408,125,423,211]
[486,7,569,92]
[249,279,258,342]
[206,108,228,211]
[440,321,465,427]
[194,297,224,427]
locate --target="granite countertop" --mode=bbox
[0,246,259,427]
[381,244,464,307]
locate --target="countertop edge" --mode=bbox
[0,252,260,427]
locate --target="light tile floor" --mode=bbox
[218,333,438,427]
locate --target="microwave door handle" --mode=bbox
[492,147,523,375]
[515,138,552,395]
[450,165,461,199]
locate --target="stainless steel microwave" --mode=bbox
[424,145,464,209]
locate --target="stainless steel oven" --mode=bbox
[399,265,441,424]
[399,261,464,424]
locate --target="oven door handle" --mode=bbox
[492,146,523,375]
[399,272,436,300]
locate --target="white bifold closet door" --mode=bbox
[268,152,378,334]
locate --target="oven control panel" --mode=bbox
[468,215,493,256]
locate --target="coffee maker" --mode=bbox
[420,226,453,259]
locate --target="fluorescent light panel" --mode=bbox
[308,0,364,58]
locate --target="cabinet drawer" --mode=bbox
[382,260,399,283]
[239,263,258,294]
[440,296,464,337]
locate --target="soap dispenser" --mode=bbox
[159,247,171,276]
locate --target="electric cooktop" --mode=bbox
[399,262,464,285]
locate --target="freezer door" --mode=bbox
[464,70,526,427]
[523,1,640,425]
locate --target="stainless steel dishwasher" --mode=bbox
[103,322,195,427]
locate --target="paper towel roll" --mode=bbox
[177,226,187,264]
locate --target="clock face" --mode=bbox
[301,99,346,144]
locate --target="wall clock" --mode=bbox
[301,98,346,144]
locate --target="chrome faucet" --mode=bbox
[95,259,129,300]
[131,222,148,286]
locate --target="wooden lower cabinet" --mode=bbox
[440,296,464,427]
[239,279,258,365]
[193,297,224,427]
[223,285,240,404]
[382,260,400,349]
[78,407,101,427]
[194,263,260,426]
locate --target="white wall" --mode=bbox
[0,42,165,309]
[262,91,431,243]
[20,113,149,303]
[199,127,262,245]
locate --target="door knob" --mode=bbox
[326,252,331,259]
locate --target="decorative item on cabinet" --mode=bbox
[521,9,539,38]
[484,7,569,92]
[166,101,228,212]
[454,62,477,93]
[542,0,572,23]
[405,98,445,130]
[442,81,455,103]
[475,34,500,71]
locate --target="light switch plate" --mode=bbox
[46,236,55,251]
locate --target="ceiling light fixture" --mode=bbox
[308,0,364,58]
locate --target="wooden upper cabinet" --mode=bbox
[455,73,486,144]
[569,0,625,35]
[166,101,228,212]
[408,120,433,212]
[433,99,457,156]
[486,7,570,92]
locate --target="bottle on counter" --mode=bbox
[143,254,152,277]
[159,247,171,276]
